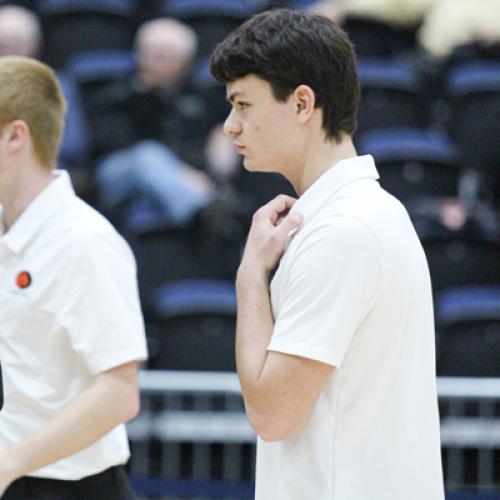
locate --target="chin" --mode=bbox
[243,157,274,174]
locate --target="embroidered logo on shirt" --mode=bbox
[16,271,32,289]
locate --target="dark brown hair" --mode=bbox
[210,8,360,142]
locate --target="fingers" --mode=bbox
[275,211,304,241]
[254,194,298,225]
[268,194,297,214]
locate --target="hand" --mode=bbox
[240,194,303,275]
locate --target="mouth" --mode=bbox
[234,144,246,154]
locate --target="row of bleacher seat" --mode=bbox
[142,277,500,378]
[55,49,500,201]
[3,0,498,381]
[2,0,266,67]
[4,1,498,212]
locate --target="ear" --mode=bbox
[3,120,30,154]
[293,85,316,124]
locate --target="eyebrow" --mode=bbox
[226,90,246,103]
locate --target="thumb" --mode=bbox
[277,211,304,239]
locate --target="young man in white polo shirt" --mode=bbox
[0,56,147,498]
[210,9,445,500]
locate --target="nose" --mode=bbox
[223,109,242,137]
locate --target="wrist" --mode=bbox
[0,450,22,484]
[236,261,269,290]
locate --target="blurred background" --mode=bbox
[0,0,498,498]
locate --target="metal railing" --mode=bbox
[127,371,500,498]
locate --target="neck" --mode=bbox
[0,162,53,232]
[291,133,357,196]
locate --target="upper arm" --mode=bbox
[93,361,141,421]
[249,350,334,442]
[95,360,140,386]
[57,232,148,375]
[271,217,383,367]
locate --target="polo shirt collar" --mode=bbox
[290,155,379,223]
[0,170,74,254]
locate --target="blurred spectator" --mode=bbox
[136,16,196,91]
[93,18,241,232]
[0,5,41,57]
[418,0,500,59]
[90,17,220,167]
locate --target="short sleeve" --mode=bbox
[268,216,383,367]
[57,231,148,374]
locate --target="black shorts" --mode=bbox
[3,465,137,500]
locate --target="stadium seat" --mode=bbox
[161,0,262,58]
[147,280,237,371]
[357,58,430,135]
[66,50,136,158]
[67,49,135,98]
[343,17,417,58]
[56,71,90,168]
[445,60,500,204]
[420,221,500,297]
[162,0,262,18]
[435,285,500,377]
[37,0,136,68]
[356,128,461,203]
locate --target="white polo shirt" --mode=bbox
[256,156,444,500]
[0,170,148,480]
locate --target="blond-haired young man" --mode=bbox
[0,56,147,499]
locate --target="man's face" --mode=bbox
[224,75,299,174]
[137,37,191,89]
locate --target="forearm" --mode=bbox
[235,263,276,415]
[0,370,138,484]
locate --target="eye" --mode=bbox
[237,101,250,110]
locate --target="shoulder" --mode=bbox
[52,197,135,267]
[290,213,385,263]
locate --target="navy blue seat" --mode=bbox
[435,285,500,377]
[56,71,90,168]
[420,219,500,298]
[147,280,237,371]
[290,0,318,7]
[161,0,261,57]
[37,0,136,15]
[356,128,461,202]
[445,61,500,202]
[162,0,261,18]
[357,58,429,135]
[37,0,136,68]
[67,49,135,85]
[67,49,135,108]
[66,50,136,159]
[344,17,417,58]
[155,280,237,317]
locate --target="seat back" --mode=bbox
[56,71,90,167]
[37,0,136,67]
[357,128,461,203]
[435,286,500,377]
[147,280,237,371]
[357,58,429,135]
[446,60,500,189]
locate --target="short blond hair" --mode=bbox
[0,56,66,169]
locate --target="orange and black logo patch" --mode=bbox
[16,271,32,289]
